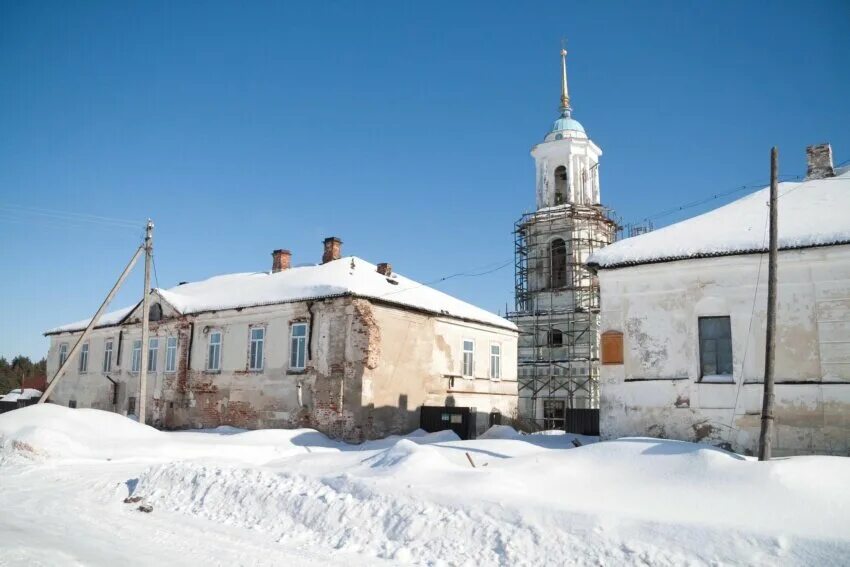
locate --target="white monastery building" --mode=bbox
[589,144,850,456]
[44,238,518,441]
[509,49,617,430]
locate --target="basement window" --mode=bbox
[698,317,733,381]
[68,400,77,409]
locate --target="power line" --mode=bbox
[0,203,143,230]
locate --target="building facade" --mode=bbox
[44,239,518,441]
[590,145,850,456]
[509,50,617,428]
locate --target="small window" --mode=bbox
[78,343,89,373]
[69,400,77,409]
[207,330,222,371]
[58,343,69,367]
[103,338,114,372]
[165,336,178,373]
[601,331,624,365]
[289,323,308,370]
[131,340,142,373]
[148,337,159,372]
[698,316,733,380]
[543,399,566,430]
[249,326,265,371]
[462,339,475,378]
[489,343,501,380]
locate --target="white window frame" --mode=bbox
[462,339,475,378]
[148,337,159,373]
[249,326,265,372]
[78,342,89,373]
[165,336,178,374]
[58,343,69,368]
[103,338,113,373]
[289,323,308,371]
[131,339,142,373]
[489,342,501,380]
[207,330,222,372]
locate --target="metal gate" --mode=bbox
[565,409,599,436]
[420,406,472,440]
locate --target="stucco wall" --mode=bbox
[45,295,518,441]
[598,245,850,456]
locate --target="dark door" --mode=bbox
[420,406,471,440]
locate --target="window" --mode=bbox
[58,343,69,367]
[601,331,624,365]
[207,330,222,371]
[103,339,114,372]
[249,327,265,371]
[149,302,163,321]
[131,340,142,373]
[69,400,77,409]
[550,238,567,288]
[462,339,475,377]
[547,329,564,347]
[128,396,136,416]
[165,336,178,373]
[543,399,566,430]
[78,343,89,373]
[489,343,501,380]
[148,337,159,372]
[698,316,733,380]
[289,323,308,370]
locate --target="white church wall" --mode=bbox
[599,244,850,455]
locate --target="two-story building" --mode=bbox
[44,238,518,441]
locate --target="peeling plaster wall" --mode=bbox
[364,304,518,438]
[598,245,850,456]
[45,294,518,442]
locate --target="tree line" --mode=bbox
[0,356,47,395]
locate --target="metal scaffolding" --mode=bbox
[508,204,618,424]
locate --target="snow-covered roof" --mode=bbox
[46,257,516,334]
[589,166,850,269]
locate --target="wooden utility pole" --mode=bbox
[40,245,145,403]
[758,148,779,461]
[138,219,154,425]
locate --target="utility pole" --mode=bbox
[40,245,145,403]
[138,219,154,425]
[758,148,779,461]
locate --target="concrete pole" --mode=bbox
[40,245,144,403]
[138,219,154,425]
[758,148,779,461]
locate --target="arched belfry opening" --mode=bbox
[550,238,567,288]
[554,166,568,205]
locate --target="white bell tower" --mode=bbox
[532,48,602,209]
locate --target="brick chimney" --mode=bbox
[376,262,392,276]
[271,249,291,273]
[322,237,342,264]
[806,143,834,180]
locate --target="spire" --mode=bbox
[559,47,571,115]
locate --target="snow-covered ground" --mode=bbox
[1,405,848,566]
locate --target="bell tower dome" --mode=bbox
[531,48,602,209]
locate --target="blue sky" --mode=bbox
[1,1,848,359]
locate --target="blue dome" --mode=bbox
[550,114,585,134]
